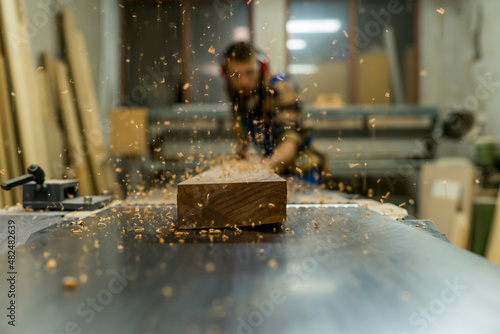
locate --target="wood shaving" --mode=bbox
[62,276,78,291]
[205,262,216,273]
[162,286,173,297]
[46,259,57,271]
[267,259,278,270]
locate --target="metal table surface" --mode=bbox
[1,204,500,334]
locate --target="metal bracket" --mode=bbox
[1,164,112,211]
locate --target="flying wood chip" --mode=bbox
[177,163,287,229]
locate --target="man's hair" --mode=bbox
[223,42,257,63]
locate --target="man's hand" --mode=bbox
[236,146,247,160]
[262,137,298,172]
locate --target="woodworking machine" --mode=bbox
[1,168,500,334]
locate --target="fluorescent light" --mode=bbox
[287,64,318,75]
[286,19,341,34]
[287,39,308,50]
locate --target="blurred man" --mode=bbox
[221,42,326,184]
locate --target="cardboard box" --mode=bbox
[110,107,148,155]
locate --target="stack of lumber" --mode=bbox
[0,2,118,204]
[0,0,50,206]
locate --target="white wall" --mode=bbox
[22,0,120,121]
[420,0,500,139]
[479,0,500,137]
[252,0,287,73]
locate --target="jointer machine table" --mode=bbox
[1,165,500,334]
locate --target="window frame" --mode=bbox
[120,0,254,104]
[285,0,420,104]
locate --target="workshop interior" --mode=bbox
[1,0,500,333]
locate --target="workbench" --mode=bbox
[1,187,500,334]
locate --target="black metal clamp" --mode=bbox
[1,164,112,211]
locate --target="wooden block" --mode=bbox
[110,107,149,155]
[177,163,287,229]
[486,188,500,264]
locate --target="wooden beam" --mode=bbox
[414,0,421,103]
[177,162,287,229]
[0,54,21,205]
[0,101,11,206]
[0,0,52,176]
[53,60,95,196]
[348,0,359,104]
[180,0,191,102]
[61,11,119,196]
[42,52,60,114]
[36,69,65,178]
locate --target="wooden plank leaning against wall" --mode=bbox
[0,24,22,205]
[61,10,119,196]
[0,53,16,207]
[53,59,95,196]
[0,0,52,177]
[0,2,121,202]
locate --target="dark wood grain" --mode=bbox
[177,163,287,229]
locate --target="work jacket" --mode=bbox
[229,73,326,184]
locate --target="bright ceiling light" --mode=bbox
[286,19,341,34]
[286,39,307,50]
